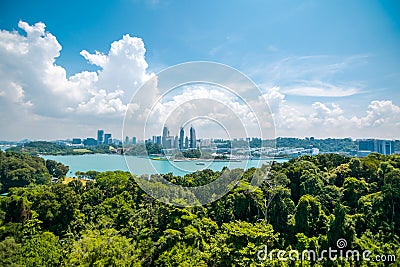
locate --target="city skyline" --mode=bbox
[8,127,397,146]
[3,128,397,158]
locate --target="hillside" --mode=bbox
[0,153,399,265]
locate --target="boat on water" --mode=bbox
[196,162,206,165]
[151,157,161,160]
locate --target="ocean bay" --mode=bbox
[42,154,288,177]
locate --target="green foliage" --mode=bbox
[0,232,61,267]
[0,236,21,266]
[327,204,355,247]
[75,170,99,180]
[20,231,62,267]
[123,143,147,156]
[275,137,357,153]
[182,148,201,158]
[382,169,400,228]
[294,195,328,237]
[65,228,139,266]
[46,159,69,178]
[342,177,368,212]
[7,141,123,156]
[0,151,54,193]
[145,142,162,155]
[0,154,398,266]
[7,141,75,155]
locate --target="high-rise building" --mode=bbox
[376,140,395,155]
[162,126,169,147]
[125,136,129,145]
[132,137,137,145]
[189,126,196,149]
[152,135,162,145]
[185,136,189,149]
[179,127,184,150]
[358,139,375,151]
[97,130,104,144]
[357,139,395,156]
[104,133,112,145]
[156,136,162,145]
[163,126,170,137]
[174,136,179,149]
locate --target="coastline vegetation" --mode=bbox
[6,141,116,156]
[8,138,398,157]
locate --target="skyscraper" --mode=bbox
[97,130,104,144]
[189,126,196,149]
[179,127,184,150]
[156,136,162,145]
[104,133,112,145]
[174,136,179,149]
[185,136,189,149]
[162,126,169,148]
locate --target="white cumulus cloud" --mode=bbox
[261,86,400,138]
[0,21,153,139]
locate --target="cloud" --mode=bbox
[0,21,153,139]
[262,86,285,111]
[261,86,400,138]
[266,55,367,81]
[0,20,152,116]
[80,34,152,94]
[311,102,343,118]
[359,100,400,127]
[252,55,366,98]
[283,82,361,97]
[125,84,264,139]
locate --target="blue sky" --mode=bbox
[0,0,399,140]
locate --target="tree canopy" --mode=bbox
[0,152,399,266]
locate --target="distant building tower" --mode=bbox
[132,137,137,145]
[189,126,196,149]
[185,136,189,149]
[162,126,169,147]
[357,139,395,156]
[104,133,112,145]
[358,139,375,152]
[97,130,104,144]
[125,136,129,145]
[156,136,162,145]
[174,136,179,149]
[376,140,395,155]
[179,127,184,150]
